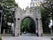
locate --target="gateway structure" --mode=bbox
[0,0,43,36]
[15,0,43,36]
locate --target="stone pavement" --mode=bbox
[2,36,52,40]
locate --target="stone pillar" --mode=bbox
[14,18,17,36]
[15,18,20,36]
[35,18,39,36]
[38,18,43,36]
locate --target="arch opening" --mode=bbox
[20,17,36,35]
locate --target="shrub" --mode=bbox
[0,37,2,40]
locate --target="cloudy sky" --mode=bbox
[15,0,31,9]
[15,0,44,9]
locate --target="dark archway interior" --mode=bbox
[20,17,36,34]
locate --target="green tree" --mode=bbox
[21,17,35,33]
[0,0,18,23]
[41,0,52,33]
[41,0,52,19]
[0,0,18,33]
[40,6,51,33]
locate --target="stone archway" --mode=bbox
[20,17,36,35]
[15,7,43,36]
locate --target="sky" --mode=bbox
[15,0,31,9]
[15,0,44,9]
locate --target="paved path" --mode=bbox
[2,36,52,40]
[22,33,36,36]
[2,33,53,40]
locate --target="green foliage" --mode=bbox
[0,0,18,8]
[42,0,52,19]
[21,18,32,30]
[0,0,18,23]
[40,7,51,33]
[0,37,2,40]
[21,17,35,33]
[41,0,52,33]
